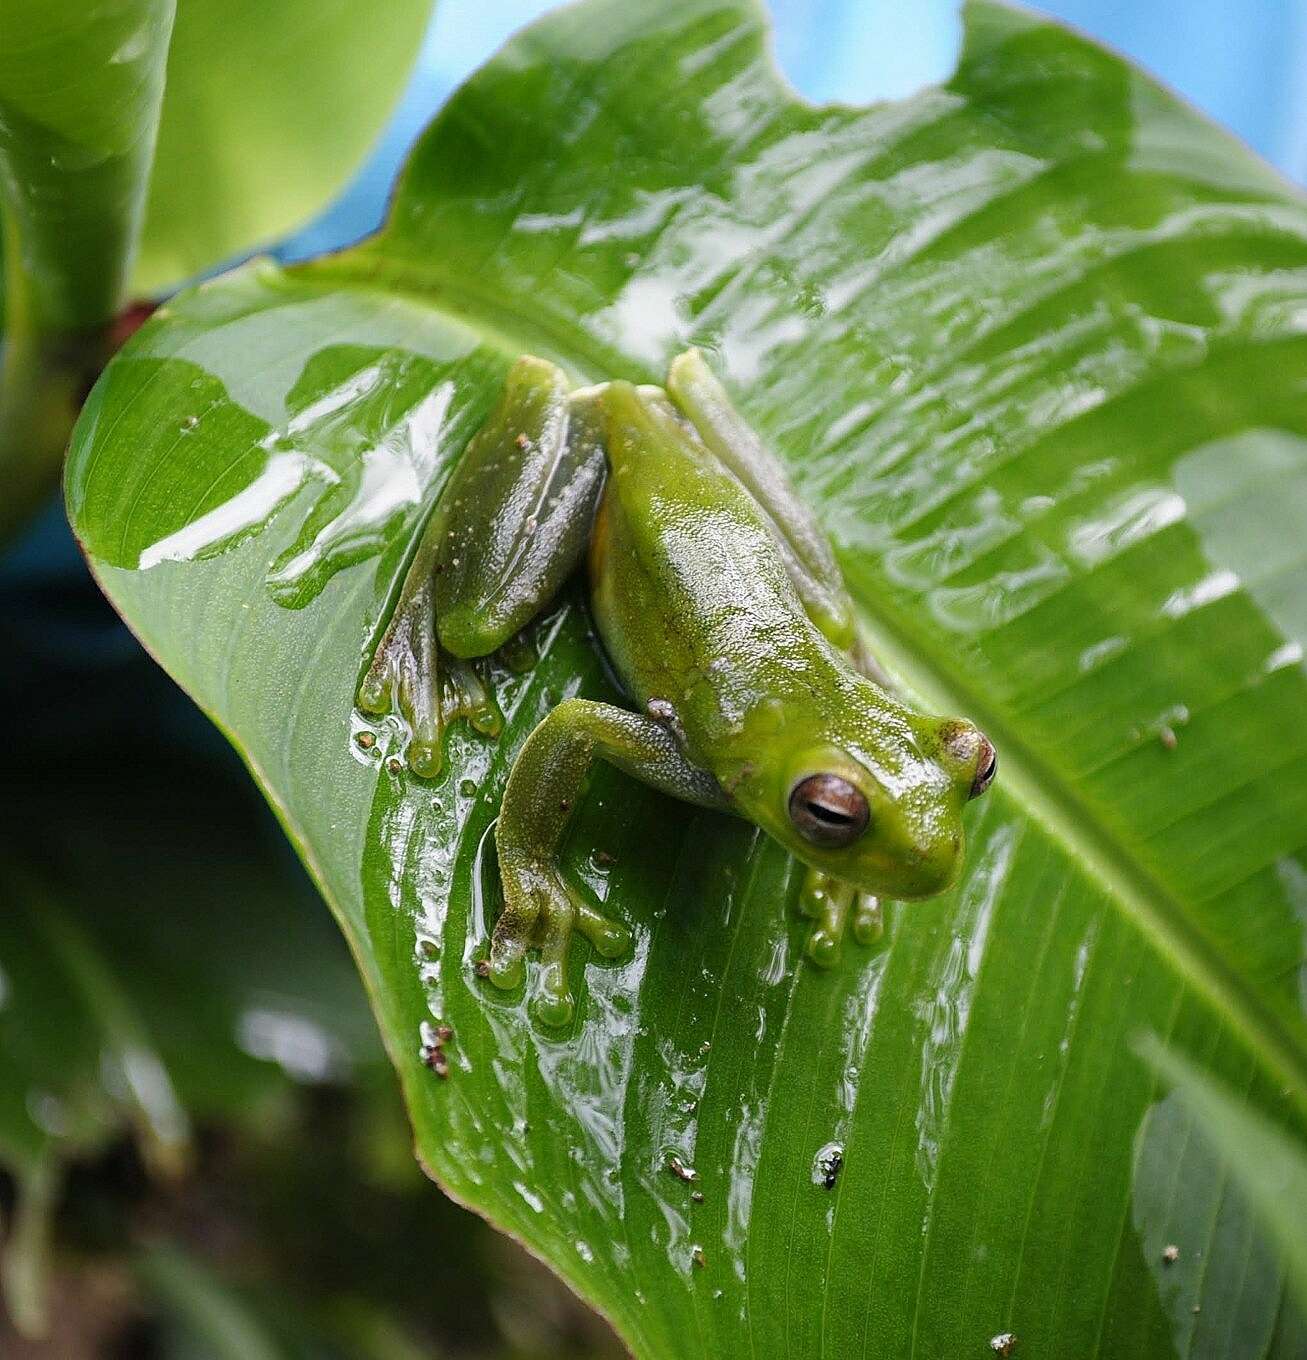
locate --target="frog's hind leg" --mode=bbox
[798,868,884,966]
[433,356,606,660]
[357,525,508,776]
[358,356,605,775]
[486,698,728,1026]
[667,349,859,654]
[667,350,903,689]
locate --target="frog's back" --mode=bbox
[588,381,838,759]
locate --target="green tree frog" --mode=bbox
[360,351,996,1025]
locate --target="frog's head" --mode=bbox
[737,695,996,899]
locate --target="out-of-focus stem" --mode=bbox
[0,0,176,544]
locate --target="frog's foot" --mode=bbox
[357,575,504,777]
[799,868,883,966]
[442,656,503,739]
[481,859,630,1027]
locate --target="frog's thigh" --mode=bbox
[666,349,857,652]
[359,357,605,775]
[434,357,606,659]
[489,699,726,1026]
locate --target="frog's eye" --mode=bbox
[789,774,870,848]
[969,736,998,800]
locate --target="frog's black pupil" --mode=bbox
[808,801,852,825]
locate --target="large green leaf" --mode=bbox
[66,1,1307,1355]
[132,0,435,294]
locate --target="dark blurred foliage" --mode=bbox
[0,505,622,1358]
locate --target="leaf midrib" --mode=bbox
[291,250,1307,1126]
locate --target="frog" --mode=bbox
[359,350,996,1026]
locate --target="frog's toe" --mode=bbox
[482,940,527,992]
[444,657,503,738]
[530,964,575,1029]
[851,893,884,946]
[358,621,407,716]
[407,736,444,780]
[358,579,450,774]
[806,927,843,968]
[500,632,538,675]
[358,598,519,775]
[531,882,581,1027]
[485,876,539,990]
[483,861,629,1026]
[798,868,859,967]
[574,898,631,959]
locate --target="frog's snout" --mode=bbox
[898,825,965,899]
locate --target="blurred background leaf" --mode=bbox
[1139,1038,1307,1322]
[133,0,435,294]
[0,0,174,543]
[0,600,622,1355]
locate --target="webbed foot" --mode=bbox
[482,858,630,1027]
[357,565,505,777]
[799,868,883,966]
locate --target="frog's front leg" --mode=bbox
[486,698,729,1026]
[799,869,884,966]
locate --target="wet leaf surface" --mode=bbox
[66,2,1307,1354]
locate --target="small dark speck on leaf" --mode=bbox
[813,1141,843,1190]
[475,960,491,978]
[355,730,375,750]
[420,1045,449,1078]
[419,1021,454,1077]
[595,850,616,866]
[691,1190,705,1204]
[515,432,530,450]
[386,756,403,775]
